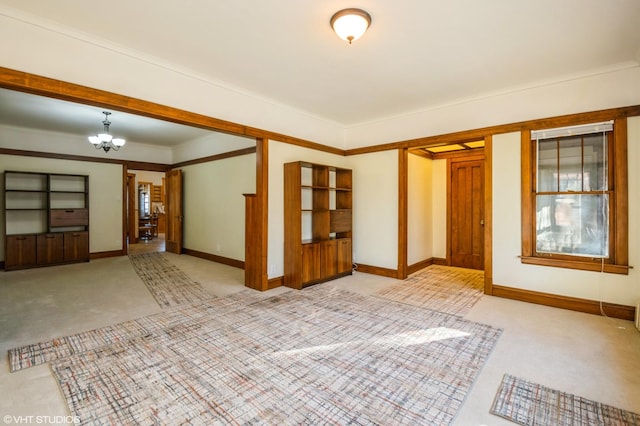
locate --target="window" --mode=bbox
[521,119,628,274]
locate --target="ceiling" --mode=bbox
[1,0,639,146]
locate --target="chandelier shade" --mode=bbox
[330,8,371,44]
[88,111,125,152]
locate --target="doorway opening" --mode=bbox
[127,170,167,255]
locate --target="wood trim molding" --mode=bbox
[432,147,484,160]
[255,138,269,291]
[182,248,245,269]
[268,276,284,289]
[172,147,257,168]
[0,67,345,158]
[407,258,434,275]
[492,284,636,321]
[355,263,398,278]
[397,149,408,279]
[483,135,493,294]
[345,105,640,156]
[89,250,124,260]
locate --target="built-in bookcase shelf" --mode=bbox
[284,161,352,289]
[4,171,89,271]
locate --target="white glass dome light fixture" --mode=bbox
[88,111,126,153]
[330,8,371,44]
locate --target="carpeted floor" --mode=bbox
[374,265,484,316]
[491,374,640,425]
[129,252,213,307]
[15,284,503,424]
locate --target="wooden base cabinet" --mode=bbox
[4,171,90,271]
[5,235,37,270]
[284,161,353,289]
[37,233,64,265]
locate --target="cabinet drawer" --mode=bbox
[50,208,88,227]
[330,210,351,233]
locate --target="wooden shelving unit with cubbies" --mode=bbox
[4,171,89,271]
[284,161,352,289]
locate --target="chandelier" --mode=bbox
[88,111,126,152]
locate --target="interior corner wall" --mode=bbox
[407,154,433,265]
[0,13,344,149]
[268,142,347,279]
[0,154,123,259]
[178,153,256,262]
[492,120,640,307]
[431,159,447,259]
[345,150,399,270]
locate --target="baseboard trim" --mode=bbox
[355,263,398,278]
[268,276,284,289]
[182,248,244,270]
[90,250,123,260]
[407,258,433,274]
[492,284,636,321]
[407,257,447,274]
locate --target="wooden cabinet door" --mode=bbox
[37,233,64,264]
[5,235,37,269]
[321,240,338,278]
[337,238,352,274]
[64,231,89,262]
[301,243,321,284]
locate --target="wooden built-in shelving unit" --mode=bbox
[4,171,89,271]
[284,161,352,289]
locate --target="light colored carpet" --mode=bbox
[374,265,484,316]
[491,374,640,425]
[42,285,501,424]
[129,252,213,307]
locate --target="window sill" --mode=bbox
[520,256,629,275]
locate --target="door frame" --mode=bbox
[446,153,485,270]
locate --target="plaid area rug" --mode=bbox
[8,291,260,372]
[374,265,484,316]
[491,374,640,425]
[129,252,213,307]
[45,285,501,425]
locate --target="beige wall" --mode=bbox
[0,155,123,259]
[407,153,432,265]
[345,150,399,270]
[491,117,640,306]
[179,154,256,262]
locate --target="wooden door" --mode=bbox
[450,159,484,270]
[165,169,183,254]
[126,173,137,245]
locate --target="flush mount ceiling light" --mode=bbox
[330,8,371,44]
[88,111,126,153]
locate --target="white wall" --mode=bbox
[178,154,256,261]
[268,142,346,278]
[344,65,640,148]
[0,125,173,164]
[172,133,256,165]
[407,153,432,265]
[492,118,640,306]
[0,154,122,259]
[345,150,399,270]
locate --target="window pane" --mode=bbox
[537,139,557,192]
[583,133,608,191]
[536,194,609,257]
[558,137,582,192]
